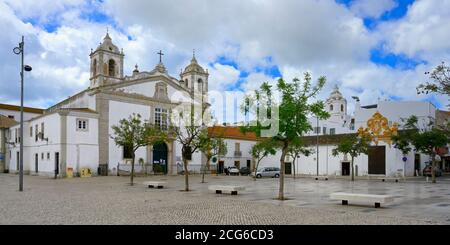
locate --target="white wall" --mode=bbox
[65,115,99,174]
[355,101,436,130]
[108,100,150,170]
[8,113,61,175]
[0,109,41,122]
[122,81,156,98]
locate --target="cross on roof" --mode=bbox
[157,50,164,63]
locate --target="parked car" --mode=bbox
[239,167,251,176]
[253,167,280,178]
[422,164,443,177]
[227,166,240,176]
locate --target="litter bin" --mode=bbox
[98,164,108,176]
[67,167,73,178]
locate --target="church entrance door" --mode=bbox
[368,146,386,175]
[153,143,168,174]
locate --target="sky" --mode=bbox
[0,0,449,123]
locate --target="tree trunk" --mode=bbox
[201,158,210,183]
[253,159,260,181]
[431,154,436,184]
[351,156,354,182]
[278,143,288,200]
[130,153,135,186]
[183,157,189,191]
[293,157,296,180]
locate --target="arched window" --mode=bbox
[341,104,344,112]
[330,105,333,111]
[108,59,116,77]
[198,78,203,91]
[185,79,189,88]
[92,59,97,76]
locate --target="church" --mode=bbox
[6,32,208,177]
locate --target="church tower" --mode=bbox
[179,51,208,94]
[326,85,347,122]
[89,32,124,88]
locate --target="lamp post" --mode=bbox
[13,36,32,192]
[316,116,319,176]
[324,123,328,176]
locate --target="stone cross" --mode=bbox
[157,50,164,63]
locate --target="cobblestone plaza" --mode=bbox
[1,174,449,225]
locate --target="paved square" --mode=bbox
[0,174,448,224]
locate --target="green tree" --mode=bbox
[332,135,370,181]
[242,73,329,200]
[199,132,226,183]
[171,103,207,191]
[111,113,166,186]
[287,140,313,179]
[249,139,276,180]
[392,116,448,183]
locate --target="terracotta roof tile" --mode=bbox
[208,126,257,141]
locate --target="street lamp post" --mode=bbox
[316,116,319,176]
[13,36,32,192]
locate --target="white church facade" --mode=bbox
[6,33,208,177]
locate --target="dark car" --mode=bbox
[422,164,443,177]
[239,167,251,176]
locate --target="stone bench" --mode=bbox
[208,185,245,195]
[330,192,394,208]
[312,176,329,181]
[380,177,400,182]
[143,181,167,189]
[370,176,400,182]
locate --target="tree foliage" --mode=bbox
[199,132,227,183]
[242,73,329,200]
[111,113,167,185]
[392,115,448,183]
[332,135,370,181]
[249,139,277,180]
[287,140,313,179]
[171,102,209,191]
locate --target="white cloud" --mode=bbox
[0,0,449,115]
[207,63,240,91]
[378,0,450,63]
[350,0,398,18]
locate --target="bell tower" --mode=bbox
[326,85,347,122]
[180,50,209,94]
[89,31,124,88]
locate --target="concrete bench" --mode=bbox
[371,177,400,182]
[312,176,329,181]
[143,181,167,189]
[208,185,245,195]
[330,192,394,208]
[380,177,400,182]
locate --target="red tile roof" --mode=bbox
[208,126,257,141]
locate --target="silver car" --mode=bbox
[254,167,280,178]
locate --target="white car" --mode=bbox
[227,166,240,175]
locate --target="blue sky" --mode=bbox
[0,0,448,113]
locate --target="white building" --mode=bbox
[260,86,442,177]
[6,33,208,177]
[0,104,43,173]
